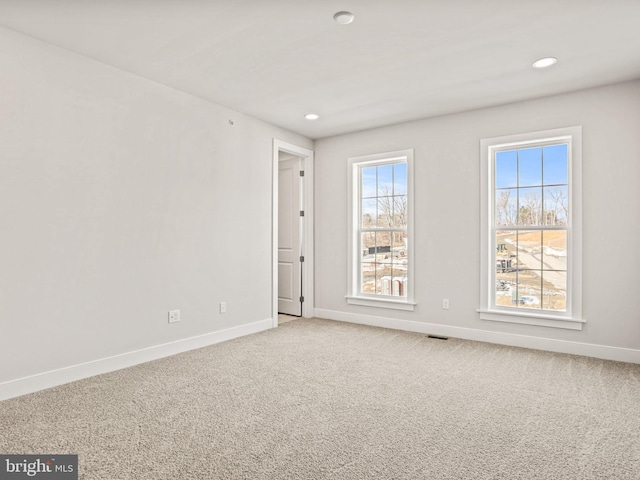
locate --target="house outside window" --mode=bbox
[347,149,415,311]
[480,127,583,330]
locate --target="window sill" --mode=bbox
[346,296,416,311]
[478,309,586,331]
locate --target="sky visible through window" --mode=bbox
[362,162,407,198]
[496,144,567,189]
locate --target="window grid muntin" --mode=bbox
[358,159,408,298]
[492,140,570,313]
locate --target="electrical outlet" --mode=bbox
[220,302,227,314]
[442,299,450,310]
[168,310,181,323]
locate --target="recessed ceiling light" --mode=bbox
[532,57,557,69]
[304,113,319,120]
[333,11,355,25]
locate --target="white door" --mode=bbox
[278,156,303,316]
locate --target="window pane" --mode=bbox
[496,150,518,188]
[393,196,408,228]
[542,230,567,271]
[362,167,377,198]
[496,271,517,307]
[361,232,376,258]
[360,232,376,295]
[375,231,391,260]
[516,230,542,270]
[518,187,542,226]
[392,232,407,260]
[542,271,566,311]
[543,186,568,225]
[394,163,407,195]
[377,249,393,265]
[361,198,377,228]
[376,197,393,227]
[393,231,408,298]
[518,147,542,187]
[495,188,518,226]
[361,267,375,295]
[543,144,568,185]
[391,265,408,297]
[392,262,408,279]
[517,270,542,309]
[496,231,517,273]
[377,164,393,196]
[376,264,390,295]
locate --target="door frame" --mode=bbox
[272,140,314,326]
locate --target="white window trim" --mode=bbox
[479,126,584,330]
[347,149,416,311]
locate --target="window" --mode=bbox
[480,127,583,330]
[347,149,415,311]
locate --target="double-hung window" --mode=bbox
[347,149,415,311]
[480,127,583,330]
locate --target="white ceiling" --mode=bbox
[1,0,639,139]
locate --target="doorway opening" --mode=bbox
[272,140,314,327]
[278,152,303,317]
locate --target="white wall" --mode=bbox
[314,80,640,354]
[0,27,311,386]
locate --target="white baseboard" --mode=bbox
[0,318,273,402]
[314,308,640,364]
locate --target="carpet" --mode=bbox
[1,318,639,479]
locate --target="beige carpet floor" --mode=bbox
[1,318,639,479]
